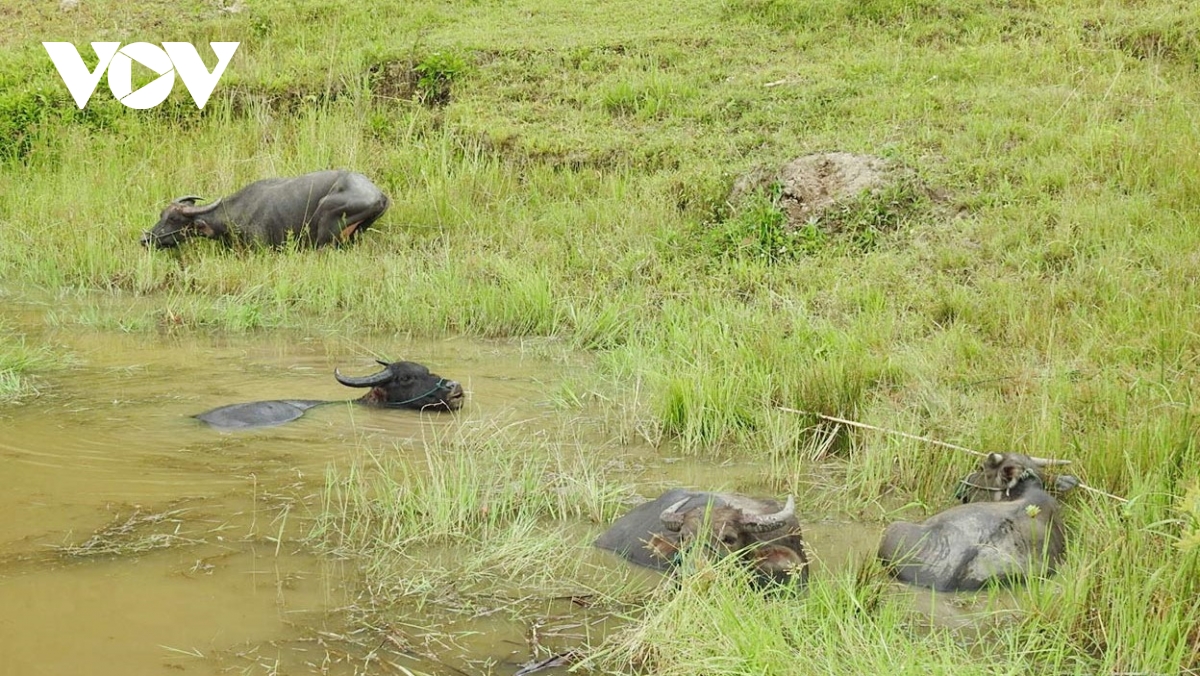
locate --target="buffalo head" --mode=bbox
[955,452,1072,503]
[141,196,224,249]
[658,495,796,551]
[648,494,806,584]
[335,359,465,411]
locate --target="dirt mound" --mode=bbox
[731,152,909,229]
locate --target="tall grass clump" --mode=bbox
[412,51,470,106]
[0,320,63,403]
[301,421,662,668]
[703,189,800,263]
[593,561,1032,675]
[639,298,897,455]
[308,422,636,597]
[1016,491,1200,673]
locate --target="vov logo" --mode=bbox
[43,42,239,110]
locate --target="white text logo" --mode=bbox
[42,42,239,109]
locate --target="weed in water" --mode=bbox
[0,320,66,403]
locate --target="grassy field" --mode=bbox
[3,0,1200,673]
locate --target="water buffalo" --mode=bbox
[877,452,1078,592]
[195,360,464,430]
[594,489,809,586]
[141,170,389,249]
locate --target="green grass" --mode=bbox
[304,423,651,657]
[309,424,631,554]
[4,0,1200,672]
[594,563,994,675]
[0,317,67,403]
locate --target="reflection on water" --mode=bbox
[1,303,1034,676]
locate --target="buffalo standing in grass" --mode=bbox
[877,452,1078,592]
[141,170,389,249]
[196,360,464,430]
[594,489,809,586]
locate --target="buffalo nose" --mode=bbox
[139,232,153,247]
[444,380,465,408]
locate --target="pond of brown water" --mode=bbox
[0,317,581,675]
[0,306,1021,676]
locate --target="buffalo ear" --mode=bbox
[646,534,678,561]
[754,545,806,576]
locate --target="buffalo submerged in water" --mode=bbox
[877,452,1079,592]
[195,360,465,430]
[594,489,809,586]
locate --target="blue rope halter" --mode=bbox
[378,378,450,408]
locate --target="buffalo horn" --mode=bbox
[171,195,205,205]
[659,497,690,532]
[375,359,392,367]
[178,197,222,216]
[741,495,795,533]
[334,364,394,388]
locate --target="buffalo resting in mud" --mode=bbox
[877,452,1079,592]
[195,360,464,430]
[594,489,809,586]
[141,170,389,249]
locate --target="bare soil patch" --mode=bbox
[731,152,914,231]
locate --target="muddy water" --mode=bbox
[0,321,570,676]
[1,310,1021,676]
